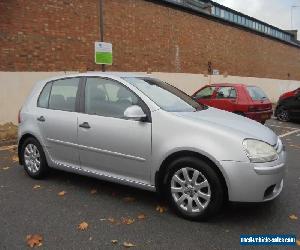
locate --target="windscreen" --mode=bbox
[123,77,206,112]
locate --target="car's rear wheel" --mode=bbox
[21,137,49,179]
[164,157,224,221]
[277,106,290,122]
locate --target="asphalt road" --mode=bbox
[0,119,299,250]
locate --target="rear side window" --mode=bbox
[247,86,267,100]
[37,82,52,108]
[48,78,80,111]
[216,87,237,99]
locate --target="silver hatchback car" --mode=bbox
[18,72,286,220]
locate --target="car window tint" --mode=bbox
[216,87,237,99]
[37,82,52,108]
[85,77,139,118]
[48,78,79,112]
[194,87,215,99]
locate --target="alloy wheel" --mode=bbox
[24,144,41,173]
[171,167,211,213]
[277,108,289,122]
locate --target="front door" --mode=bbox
[36,77,81,168]
[211,86,237,112]
[77,77,152,184]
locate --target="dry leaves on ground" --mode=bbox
[156,205,168,213]
[12,155,19,162]
[123,196,136,202]
[78,221,89,230]
[26,234,43,248]
[289,214,298,220]
[121,217,135,225]
[33,185,41,189]
[58,191,67,196]
[2,167,10,171]
[137,213,146,220]
[107,217,117,224]
[296,239,300,246]
[0,145,17,152]
[123,241,136,248]
[90,189,97,194]
[111,240,118,244]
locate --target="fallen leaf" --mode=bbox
[123,197,135,202]
[121,217,135,225]
[137,214,146,220]
[90,189,97,194]
[2,167,9,170]
[296,239,300,246]
[33,185,41,189]
[89,237,93,241]
[156,205,168,213]
[107,217,117,224]
[58,191,66,196]
[78,221,88,230]
[123,241,135,248]
[26,234,43,248]
[289,214,298,220]
[111,239,118,244]
[12,155,19,162]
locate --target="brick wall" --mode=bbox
[1,0,300,80]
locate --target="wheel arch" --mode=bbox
[155,150,228,200]
[18,133,40,165]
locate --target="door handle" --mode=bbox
[79,122,91,129]
[37,116,45,122]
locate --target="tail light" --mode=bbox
[18,109,21,124]
[248,106,257,112]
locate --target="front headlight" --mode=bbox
[243,139,278,163]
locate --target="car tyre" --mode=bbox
[164,157,224,221]
[276,106,290,122]
[21,137,49,179]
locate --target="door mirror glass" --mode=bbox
[124,105,146,121]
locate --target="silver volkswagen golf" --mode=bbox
[18,72,286,220]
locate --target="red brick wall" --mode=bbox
[1,0,300,80]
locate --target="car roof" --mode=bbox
[41,72,150,83]
[209,83,247,87]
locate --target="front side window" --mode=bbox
[48,78,80,111]
[124,77,206,112]
[194,86,216,99]
[216,87,237,99]
[85,77,140,118]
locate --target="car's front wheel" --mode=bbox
[276,106,290,122]
[21,137,49,179]
[164,157,224,221]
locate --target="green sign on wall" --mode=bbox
[95,42,113,65]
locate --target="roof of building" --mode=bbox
[157,0,300,48]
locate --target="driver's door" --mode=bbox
[77,77,152,183]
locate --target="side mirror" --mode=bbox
[124,105,147,121]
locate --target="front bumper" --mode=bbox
[221,150,286,202]
[244,110,273,122]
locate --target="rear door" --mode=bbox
[36,77,81,168]
[77,77,152,184]
[192,86,215,106]
[211,86,237,112]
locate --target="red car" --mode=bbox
[192,83,273,124]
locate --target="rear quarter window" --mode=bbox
[37,82,52,108]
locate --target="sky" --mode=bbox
[213,0,300,39]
